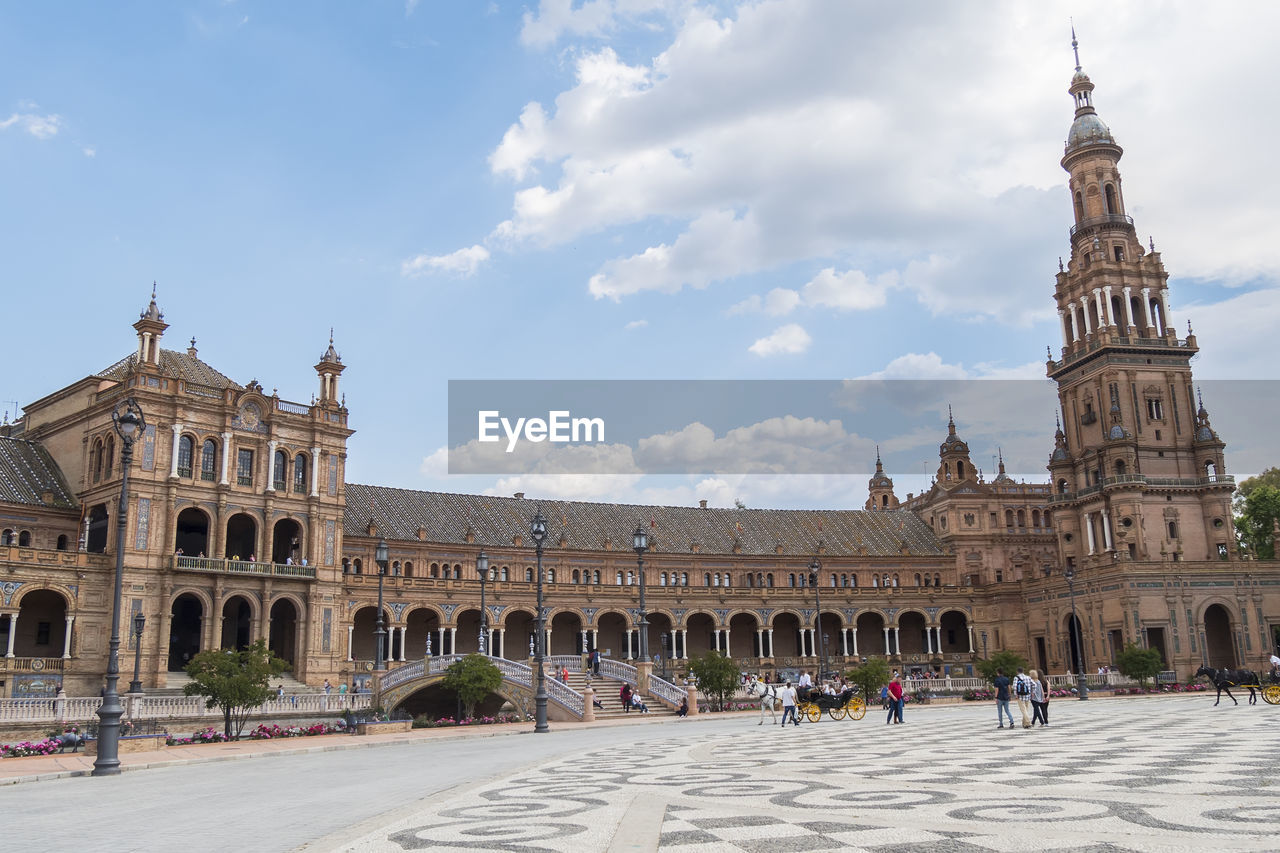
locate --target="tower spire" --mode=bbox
[1071,23,1081,72]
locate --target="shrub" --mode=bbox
[0,738,61,758]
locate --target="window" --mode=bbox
[404,562,413,577]
[659,571,666,586]
[1147,398,1164,421]
[592,570,600,584]
[704,573,712,587]
[201,439,218,481]
[104,437,115,478]
[353,558,362,574]
[503,567,511,582]
[915,573,923,587]
[681,572,689,586]
[573,569,582,584]
[273,449,288,490]
[237,449,255,486]
[36,621,51,645]
[616,571,623,585]
[1113,245,1124,262]
[91,440,103,483]
[788,573,796,588]
[849,574,856,588]
[18,530,30,547]
[765,573,773,587]
[547,568,555,583]
[724,573,731,588]
[342,557,350,574]
[294,454,307,493]
[527,567,535,582]
[56,534,68,550]
[177,435,194,478]
[1168,521,1179,540]
[934,573,941,587]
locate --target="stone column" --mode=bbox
[756,628,764,657]
[63,615,74,658]
[1058,308,1069,345]
[591,629,599,654]
[1102,286,1114,325]
[1080,298,1093,335]
[893,627,901,655]
[310,446,321,497]
[851,628,859,657]
[6,614,17,656]
[265,440,278,492]
[682,629,690,659]
[1094,289,1106,327]
[1159,289,1172,334]
[346,625,354,662]
[882,627,890,656]
[220,432,232,485]
[169,424,183,478]
[1086,512,1097,555]
[582,687,596,722]
[935,626,944,654]
[723,627,731,657]
[399,627,407,662]
[924,627,933,654]
[967,625,974,653]
[437,628,446,656]
[1102,512,1114,550]
[1142,287,1155,331]
[840,629,848,657]
[1122,286,1135,332]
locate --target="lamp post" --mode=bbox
[632,523,649,663]
[93,396,144,776]
[981,630,988,661]
[374,538,388,672]
[476,551,489,655]
[129,612,146,694]
[1064,567,1089,700]
[530,510,549,732]
[809,557,827,679]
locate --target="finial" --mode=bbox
[1055,411,1062,430]
[1071,23,1081,71]
[190,336,196,348]
[1058,256,1064,272]
[329,327,334,344]
[1149,235,1155,253]
[1187,318,1193,335]
[948,404,954,424]
[1046,345,1052,360]
[1197,386,1204,409]
[151,281,157,300]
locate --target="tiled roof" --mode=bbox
[97,349,242,391]
[0,437,76,508]
[344,484,945,558]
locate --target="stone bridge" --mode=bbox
[375,654,587,721]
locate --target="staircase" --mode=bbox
[561,670,676,719]
[153,671,315,697]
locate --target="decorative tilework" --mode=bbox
[328,453,338,496]
[134,497,150,551]
[324,519,335,566]
[141,424,156,471]
[322,607,332,653]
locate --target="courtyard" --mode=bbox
[1,694,1277,851]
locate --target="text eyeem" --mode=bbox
[478,410,606,453]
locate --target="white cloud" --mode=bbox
[802,268,893,312]
[624,319,648,329]
[0,112,61,140]
[748,323,811,357]
[405,0,420,16]
[859,351,1046,381]
[519,0,680,49]
[82,146,96,158]
[401,244,490,277]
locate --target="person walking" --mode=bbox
[778,681,800,727]
[1029,669,1047,726]
[993,668,1015,729]
[1037,670,1051,726]
[886,673,905,724]
[620,683,632,712]
[1013,667,1034,729]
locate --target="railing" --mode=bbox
[175,555,317,580]
[1068,212,1134,239]
[0,698,57,722]
[1051,333,1189,371]
[0,693,372,724]
[646,674,686,707]
[1051,474,1235,504]
[598,659,638,684]
[0,657,65,672]
[547,655,585,673]
[544,677,584,716]
[275,399,311,415]
[184,383,224,399]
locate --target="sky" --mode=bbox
[3,1,1278,511]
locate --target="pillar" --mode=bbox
[924,627,933,654]
[1159,289,1172,334]
[851,628,859,657]
[220,432,232,485]
[1142,287,1155,331]
[1123,286,1134,332]
[893,627,901,655]
[1102,512,1114,550]
[310,446,321,497]
[399,627,407,662]
[967,625,974,653]
[265,440,278,492]
[346,625,354,662]
[935,626,944,654]
[724,627,731,657]
[1102,285,1114,326]
[592,629,599,655]
[1086,512,1097,555]
[499,628,506,658]
[6,614,17,657]
[682,629,690,659]
[437,628,445,656]
[756,628,764,657]
[883,627,890,655]
[1080,298,1093,335]
[1094,289,1106,327]
[169,424,183,478]
[63,615,74,659]
[1058,308,1069,345]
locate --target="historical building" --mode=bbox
[0,49,1277,703]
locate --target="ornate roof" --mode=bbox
[97,349,242,391]
[344,484,946,558]
[0,437,76,509]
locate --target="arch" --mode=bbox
[175,507,210,557]
[200,438,218,481]
[1203,603,1236,668]
[1073,190,1084,222]
[17,530,31,547]
[405,606,441,658]
[268,598,299,666]
[550,610,584,656]
[505,608,539,659]
[403,561,413,578]
[938,609,969,654]
[12,588,68,657]
[855,611,888,656]
[87,503,109,553]
[1065,612,1084,673]
[177,434,195,478]
[351,605,393,661]
[352,557,363,574]
[168,592,204,670]
[103,436,115,478]
[220,595,255,650]
[91,438,104,483]
[271,518,303,564]
[1016,509,1026,528]
[685,611,718,659]
[224,513,258,560]
[1104,183,1118,215]
[728,611,760,658]
[56,534,68,551]
[648,612,676,662]
[293,453,308,493]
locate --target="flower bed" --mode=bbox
[412,713,522,728]
[166,727,232,746]
[246,722,342,740]
[1,738,61,758]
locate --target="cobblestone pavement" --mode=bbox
[320,695,1279,852]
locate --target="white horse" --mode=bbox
[746,676,781,725]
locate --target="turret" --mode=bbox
[315,329,345,406]
[865,447,899,510]
[132,283,168,368]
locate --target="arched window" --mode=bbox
[849,574,857,588]
[892,574,899,587]
[273,449,288,491]
[547,568,555,583]
[90,440,102,483]
[1016,509,1026,528]
[745,573,753,588]
[1044,510,1053,528]
[56,534,68,550]
[392,560,401,576]
[616,571,623,585]
[956,460,964,479]
[1104,183,1117,215]
[502,566,510,581]
[1032,509,1042,527]
[704,573,712,587]
[915,573,922,586]
[882,573,890,587]
[353,558,362,574]
[659,571,666,586]
[103,436,115,478]
[404,561,413,577]
[293,453,307,493]
[592,569,600,584]
[201,439,218,481]
[881,494,888,508]
[430,562,439,578]
[342,557,350,573]
[573,569,581,584]
[872,575,879,588]
[724,573,731,588]
[1074,191,1084,222]
[18,530,31,547]
[788,573,796,587]
[454,563,462,577]
[526,567,535,582]
[934,573,942,587]
[1005,509,1015,528]
[681,572,689,586]
[1168,521,1179,540]
[765,573,773,587]
[177,435,194,478]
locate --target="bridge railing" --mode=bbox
[646,674,685,707]
[547,655,585,673]
[598,659,638,684]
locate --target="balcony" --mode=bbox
[173,555,316,579]
[1050,473,1235,504]
[1069,212,1134,240]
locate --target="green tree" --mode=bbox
[183,640,289,739]
[442,653,503,719]
[688,651,740,711]
[1114,643,1164,688]
[1235,483,1280,560]
[975,650,1030,684]
[1233,467,1280,508]
[844,658,891,703]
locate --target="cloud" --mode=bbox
[405,0,420,15]
[0,112,61,140]
[401,244,490,277]
[519,0,679,49]
[624,319,648,329]
[732,269,895,317]
[748,323,811,357]
[859,351,1046,380]
[82,146,96,158]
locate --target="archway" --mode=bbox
[87,504,108,553]
[175,507,210,557]
[596,611,628,660]
[938,610,970,654]
[13,590,67,657]
[898,611,928,656]
[1066,613,1084,673]
[769,612,801,659]
[550,611,583,656]
[168,594,203,670]
[268,598,299,667]
[855,612,888,657]
[504,609,537,660]
[728,612,760,658]
[455,607,483,655]
[815,611,843,672]
[351,606,392,661]
[271,518,302,564]
[405,607,440,658]
[648,612,676,668]
[685,612,717,658]
[224,513,257,560]
[220,596,253,650]
[1204,604,1236,668]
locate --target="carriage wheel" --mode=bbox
[828,706,846,721]
[804,705,821,723]
[845,697,867,720]
[1263,684,1280,706]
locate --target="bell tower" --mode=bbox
[865,447,899,510]
[132,283,167,369]
[315,330,345,407]
[1046,34,1236,566]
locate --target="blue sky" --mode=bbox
[3,1,1278,510]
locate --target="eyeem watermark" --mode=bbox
[478,410,606,453]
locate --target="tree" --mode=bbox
[1235,483,1280,560]
[1114,643,1163,688]
[442,653,503,719]
[975,650,1030,684]
[844,658,890,703]
[1233,467,1280,508]
[688,651,740,711]
[183,640,289,739]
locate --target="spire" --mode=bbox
[132,282,168,367]
[315,327,346,405]
[994,447,1012,482]
[947,404,956,435]
[1071,22,1081,72]
[874,445,884,473]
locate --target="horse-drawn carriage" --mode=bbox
[797,687,867,722]
[1195,665,1280,706]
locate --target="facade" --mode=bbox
[1,54,1278,702]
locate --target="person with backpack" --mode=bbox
[1013,667,1034,729]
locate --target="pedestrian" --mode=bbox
[559,665,569,683]
[880,683,890,710]
[993,668,1014,729]
[1013,667,1034,729]
[887,672,904,724]
[676,696,688,718]
[591,649,600,676]
[276,684,284,701]
[778,681,800,727]
[324,679,332,695]
[630,692,649,713]
[620,682,632,712]
[1037,670,1051,726]
[1029,669,1047,726]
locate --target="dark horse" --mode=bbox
[1195,665,1260,706]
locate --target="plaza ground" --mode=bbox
[1,694,1276,851]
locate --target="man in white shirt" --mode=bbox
[1013,668,1035,729]
[798,671,812,689]
[778,682,800,727]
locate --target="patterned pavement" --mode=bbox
[324,695,1280,852]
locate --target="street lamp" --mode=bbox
[374,538,389,672]
[129,612,146,694]
[530,509,549,733]
[1063,567,1089,700]
[809,557,827,679]
[981,630,989,661]
[476,551,490,655]
[632,523,649,663]
[93,396,144,776]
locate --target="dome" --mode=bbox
[1051,446,1069,462]
[1066,113,1114,152]
[1072,69,1090,84]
